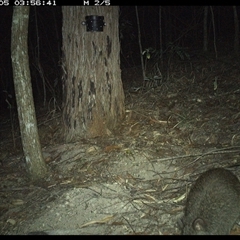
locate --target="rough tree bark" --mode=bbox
[62,6,125,141]
[11,6,47,181]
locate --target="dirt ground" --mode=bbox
[1,53,240,235]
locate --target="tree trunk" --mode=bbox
[135,6,145,83]
[11,6,47,181]
[233,6,239,54]
[210,6,218,59]
[62,6,125,141]
[203,6,208,52]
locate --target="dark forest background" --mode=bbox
[0,6,238,115]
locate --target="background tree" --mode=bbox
[62,6,125,141]
[203,6,208,52]
[11,6,47,181]
[233,6,239,54]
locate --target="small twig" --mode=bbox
[154,146,240,163]
[122,215,135,233]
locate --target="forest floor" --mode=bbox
[1,53,240,235]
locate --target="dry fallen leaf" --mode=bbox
[7,219,16,225]
[80,215,114,228]
[11,199,24,206]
